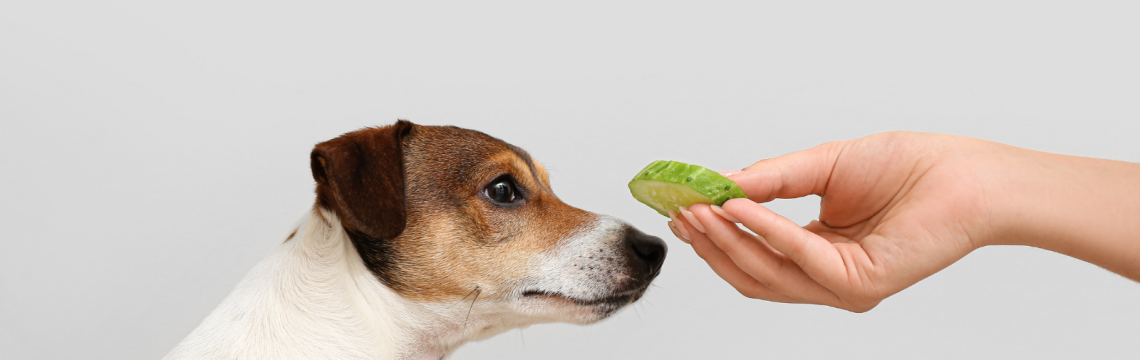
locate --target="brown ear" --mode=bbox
[311,120,414,240]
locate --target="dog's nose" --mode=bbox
[624,226,667,276]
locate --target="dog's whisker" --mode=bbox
[463,287,481,329]
[448,287,481,309]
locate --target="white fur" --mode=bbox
[519,216,637,314]
[165,209,637,360]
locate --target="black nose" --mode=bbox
[624,226,667,277]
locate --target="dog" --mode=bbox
[165,121,666,360]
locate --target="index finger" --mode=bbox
[726,141,846,203]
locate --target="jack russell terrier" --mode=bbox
[165,120,667,359]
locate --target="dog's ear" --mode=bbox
[311,120,414,240]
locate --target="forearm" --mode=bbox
[993,147,1140,281]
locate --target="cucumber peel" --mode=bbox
[628,160,747,217]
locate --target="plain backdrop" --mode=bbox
[2,1,1138,359]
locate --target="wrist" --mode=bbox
[987,146,1140,281]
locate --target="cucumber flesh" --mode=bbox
[628,160,747,217]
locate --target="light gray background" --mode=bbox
[2,1,1138,359]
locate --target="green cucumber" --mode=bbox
[628,160,747,217]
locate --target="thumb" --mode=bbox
[725,141,846,203]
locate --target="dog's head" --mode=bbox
[310,121,665,328]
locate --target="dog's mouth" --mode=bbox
[521,286,647,308]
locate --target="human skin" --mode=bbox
[666,131,1140,312]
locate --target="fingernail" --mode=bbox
[667,221,691,244]
[718,170,740,177]
[678,206,706,233]
[710,205,740,223]
[668,210,692,242]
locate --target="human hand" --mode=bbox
[667,131,1140,312]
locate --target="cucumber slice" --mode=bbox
[628,160,747,217]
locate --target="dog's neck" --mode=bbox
[165,208,520,360]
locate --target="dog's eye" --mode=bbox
[485,177,517,204]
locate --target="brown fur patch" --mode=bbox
[311,121,412,240]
